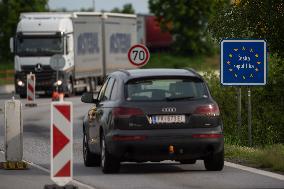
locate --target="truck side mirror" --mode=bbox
[67,36,73,54]
[10,37,14,53]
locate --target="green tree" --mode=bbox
[0,0,48,61]
[149,0,229,55]
[208,0,284,58]
[111,3,135,14]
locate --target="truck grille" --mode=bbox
[20,65,56,86]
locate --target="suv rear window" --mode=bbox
[126,78,208,101]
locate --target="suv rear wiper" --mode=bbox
[166,96,195,101]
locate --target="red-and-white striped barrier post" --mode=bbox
[50,101,73,186]
[27,73,35,102]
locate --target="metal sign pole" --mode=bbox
[56,70,59,92]
[237,87,242,137]
[101,13,107,79]
[248,87,252,146]
[50,54,66,94]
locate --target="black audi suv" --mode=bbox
[81,69,224,173]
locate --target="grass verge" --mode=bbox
[225,144,284,173]
[0,61,14,85]
[144,52,220,71]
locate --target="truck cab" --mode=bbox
[12,13,74,97]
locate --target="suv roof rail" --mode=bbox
[185,68,202,78]
[118,69,131,76]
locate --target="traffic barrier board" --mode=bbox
[221,39,267,86]
[5,98,23,162]
[2,97,28,170]
[27,73,35,101]
[51,101,73,186]
[26,73,37,107]
[128,44,150,67]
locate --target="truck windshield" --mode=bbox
[16,36,63,56]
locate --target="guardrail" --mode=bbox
[0,69,14,81]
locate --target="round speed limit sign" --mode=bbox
[128,44,150,67]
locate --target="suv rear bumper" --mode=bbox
[105,127,224,162]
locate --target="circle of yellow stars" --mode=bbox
[227,46,261,80]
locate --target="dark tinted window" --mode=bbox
[126,78,207,101]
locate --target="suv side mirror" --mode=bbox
[81,92,98,104]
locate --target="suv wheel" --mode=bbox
[204,149,224,171]
[101,135,120,173]
[83,132,100,167]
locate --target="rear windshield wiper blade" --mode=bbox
[166,96,195,101]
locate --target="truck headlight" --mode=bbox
[17,80,24,87]
[54,80,63,86]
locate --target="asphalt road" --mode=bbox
[0,96,283,189]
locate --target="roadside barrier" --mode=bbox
[0,97,28,170]
[25,72,37,107]
[45,98,76,189]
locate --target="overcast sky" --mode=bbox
[48,0,149,13]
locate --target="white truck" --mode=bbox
[10,12,137,97]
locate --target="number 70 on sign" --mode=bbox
[128,44,150,67]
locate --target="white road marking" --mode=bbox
[0,150,97,189]
[225,161,284,181]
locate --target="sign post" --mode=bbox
[237,87,242,137]
[221,39,267,146]
[128,44,150,67]
[50,54,66,92]
[49,100,73,187]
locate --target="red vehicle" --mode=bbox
[137,14,173,50]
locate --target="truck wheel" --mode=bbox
[204,149,224,171]
[101,135,120,173]
[20,94,26,99]
[83,132,100,167]
[66,79,74,97]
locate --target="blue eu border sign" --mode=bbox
[221,39,267,86]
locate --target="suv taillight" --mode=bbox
[194,104,220,116]
[112,107,144,118]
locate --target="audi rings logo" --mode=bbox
[35,63,43,72]
[162,107,176,112]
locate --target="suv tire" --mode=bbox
[83,132,100,167]
[101,135,120,173]
[204,149,224,171]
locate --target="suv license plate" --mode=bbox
[149,115,185,124]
